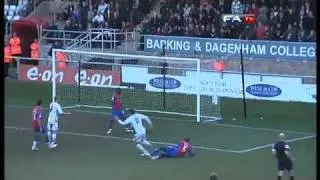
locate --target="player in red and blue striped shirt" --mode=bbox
[151,138,195,160]
[107,88,132,134]
[32,100,45,151]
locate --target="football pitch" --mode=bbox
[5,80,316,180]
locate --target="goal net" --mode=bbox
[51,49,222,122]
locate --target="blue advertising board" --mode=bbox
[143,35,316,61]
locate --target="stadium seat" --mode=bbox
[8,9,15,17]
[4,5,9,11]
[23,0,28,6]
[6,15,13,21]
[13,15,21,21]
[16,6,22,14]
[9,5,16,11]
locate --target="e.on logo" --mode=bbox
[222,14,256,25]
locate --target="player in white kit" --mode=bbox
[47,97,71,149]
[117,108,153,158]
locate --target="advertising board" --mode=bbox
[19,64,121,87]
[144,35,316,61]
[122,66,316,103]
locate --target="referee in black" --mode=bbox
[272,133,294,180]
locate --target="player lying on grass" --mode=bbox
[47,96,71,149]
[107,88,133,134]
[32,100,48,151]
[116,108,153,158]
[151,138,195,160]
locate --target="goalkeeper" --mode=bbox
[107,88,132,134]
[151,138,195,160]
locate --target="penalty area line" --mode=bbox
[239,135,316,153]
[5,126,242,154]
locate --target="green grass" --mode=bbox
[5,79,316,180]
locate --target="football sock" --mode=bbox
[290,176,294,180]
[45,135,49,143]
[52,133,57,144]
[136,144,150,156]
[108,120,113,129]
[32,141,37,149]
[34,133,40,142]
[47,131,52,143]
[277,176,281,180]
[43,131,49,143]
[142,140,152,147]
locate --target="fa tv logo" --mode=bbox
[222,14,256,25]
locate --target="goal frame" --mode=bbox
[51,49,201,122]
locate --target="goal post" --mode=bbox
[51,49,222,123]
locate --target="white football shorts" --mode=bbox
[134,133,147,144]
[47,122,58,132]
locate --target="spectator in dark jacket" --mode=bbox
[47,22,58,43]
[286,8,296,26]
[281,24,297,41]
[80,1,89,31]
[48,41,62,57]
[63,20,73,39]
[305,30,315,42]
[70,5,80,25]
[207,25,216,37]
[297,28,307,42]
[239,25,251,39]
[303,11,314,32]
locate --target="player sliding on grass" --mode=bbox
[151,138,195,160]
[31,100,48,151]
[107,88,133,134]
[116,108,153,158]
[47,96,71,149]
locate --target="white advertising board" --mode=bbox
[122,66,316,103]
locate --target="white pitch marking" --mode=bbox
[239,135,316,153]
[5,104,315,136]
[5,126,242,153]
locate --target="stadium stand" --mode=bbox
[141,0,316,42]
[5,0,45,40]
[4,0,44,22]
[53,0,153,31]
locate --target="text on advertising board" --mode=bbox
[121,66,316,103]
[246,84,282,97]
[149,77,181,89]
[19,64,121,87]
[144,35,316,61]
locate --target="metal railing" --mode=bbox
[5,21,11,41]
[40,27,137,53]
[39,28,87,46]
[63,30,91,48]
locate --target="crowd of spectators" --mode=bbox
[50,0,153,32]
[142,0,316,42]
[5,0,42,36]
